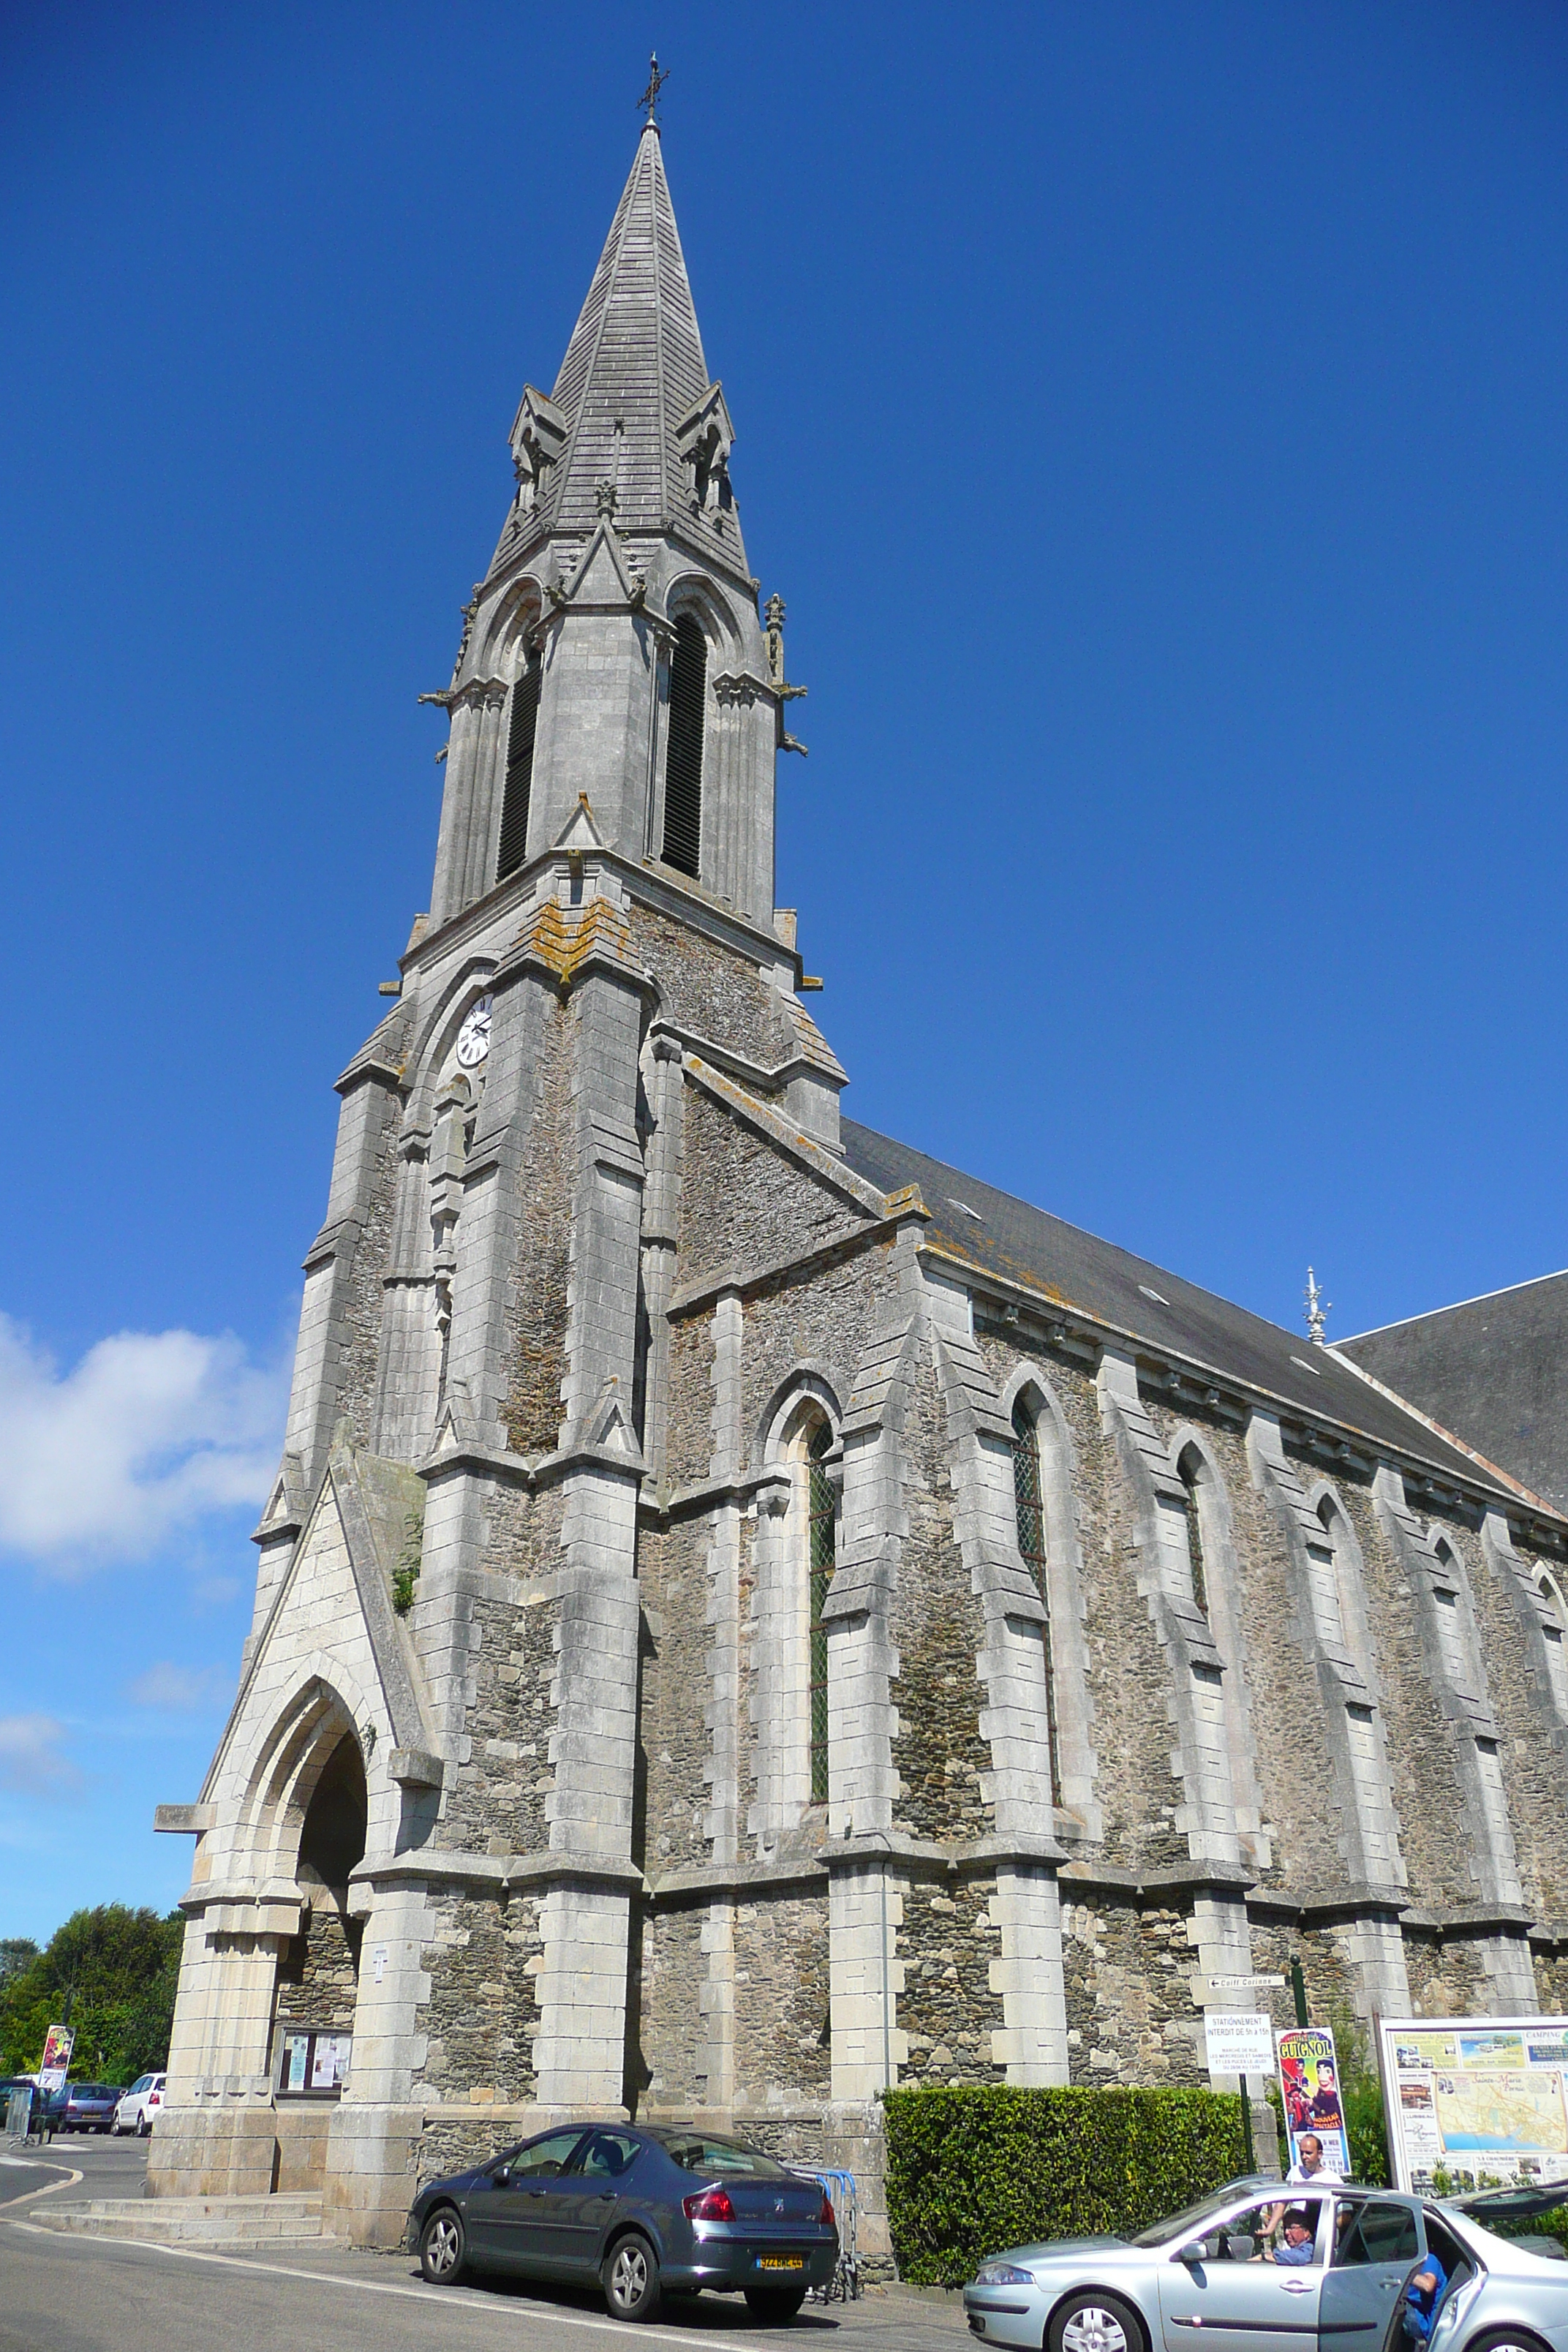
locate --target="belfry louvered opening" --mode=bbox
[497,644,542,882]
[660,613,706,878]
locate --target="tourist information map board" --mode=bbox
[1377,2015,1568,2190]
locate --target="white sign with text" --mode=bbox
[1205,2010,1276,2078]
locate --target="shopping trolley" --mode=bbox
[796,2166,861,2302]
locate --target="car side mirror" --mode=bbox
[1178,2242,1204,2267]
[492,2165,510,2187]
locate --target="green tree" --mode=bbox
[0,1907,184,2087]
[0,1939,37,1989]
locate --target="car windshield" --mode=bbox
[655,2133,791,2180]
[1132,2190,1256,2248]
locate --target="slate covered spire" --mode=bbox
[508,124,748,575]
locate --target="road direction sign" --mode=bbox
[1206,1974,1286,1991]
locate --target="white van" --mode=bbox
[111,2073,166,2136]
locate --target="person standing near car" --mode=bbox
[1289,2133,1343,2186]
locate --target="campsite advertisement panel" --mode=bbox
[1377,2015,1568,2190]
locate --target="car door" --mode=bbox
[552,2130,645,2272]
[1158,2196,1330,2352]
[1319,2197,1425,2352]
[464,2129,587,2272]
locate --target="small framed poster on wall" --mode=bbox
[276,2027,352,2097]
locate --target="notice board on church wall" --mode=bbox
[1376,2016,1568,2190]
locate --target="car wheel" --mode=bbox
[1463,2332,1553,2352]
[419,2206,467,2286]
[745,2283,808,2321]
[603,2231,662,2323]
[1049,2290,1148,2352]
[110,2122,121,2137]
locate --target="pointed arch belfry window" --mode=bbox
[661,613,706,878]
[497,642,541,881]
[1011,1395,1060,1771]
[807,1421,835,1801]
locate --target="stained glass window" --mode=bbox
[1012,1396,1060,1776]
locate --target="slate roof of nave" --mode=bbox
[1339,1272,1568,1517]
[840,1116,1557,1512]
[490,126,749,579]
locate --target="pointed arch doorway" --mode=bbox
[271,1729,366,2184]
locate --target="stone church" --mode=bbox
[151,118,1568,2251]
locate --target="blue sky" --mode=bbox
[3,0,1567,1942]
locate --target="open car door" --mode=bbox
[1319,2196,1425,2352]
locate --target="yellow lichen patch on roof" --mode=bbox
[516,894,633,985]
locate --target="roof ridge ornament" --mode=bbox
[1305,1267,1332,1346]
[638,52,668,129]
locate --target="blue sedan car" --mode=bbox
[963,2176,1568,2352]
[407,2121,838,2323]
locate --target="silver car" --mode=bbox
[962,2175,1568,2352]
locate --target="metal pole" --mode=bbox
[1240,2073,1256,2174]
[1290,1956,1308,2029]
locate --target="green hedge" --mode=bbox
[883,2084,1248,2287]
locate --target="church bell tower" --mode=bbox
[153,113,842,2238]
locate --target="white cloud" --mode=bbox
[0,1714,83,1797]
[0,1316,284,1571]
[127,1662,233,1712]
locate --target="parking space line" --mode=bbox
[4,2215,781,2346]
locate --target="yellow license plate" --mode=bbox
[757,2258,804,2272]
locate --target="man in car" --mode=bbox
[1268,2211,1319,2265]
[1403,2246,1449,2343]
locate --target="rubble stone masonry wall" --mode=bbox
[500,999,576,1455]
[1061,1898,1205,2085]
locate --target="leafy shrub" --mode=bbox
[882,2083,1248,2286]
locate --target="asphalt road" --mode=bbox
[0,2139,971,2352]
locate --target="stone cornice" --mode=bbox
[351,1849,644,1897]
[419,1433,646,1495]
[649,1853,829,1902]
[1398,1901,1537,1936]
[818,1831,1069,1877]
[1056,1857,1256,1903]
[1245,1882,1411,1925]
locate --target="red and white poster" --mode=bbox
[38,2023,74,2094]
[1277,2025,1349,2176]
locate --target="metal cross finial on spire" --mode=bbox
[1305,1267,1332,1347]
[638,53,668,127]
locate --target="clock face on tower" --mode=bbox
[455,995,492,1069]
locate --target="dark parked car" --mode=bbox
[407,2122,837,2323]
[59,2084,124,2133]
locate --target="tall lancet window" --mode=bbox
[1177,1448,1210,1617]
[807,1421,835,1801]
[1011,1395,1060,1768]
[661,613,706,878]
[497,642,542,882]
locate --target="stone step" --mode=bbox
[36,2192,335,2245]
